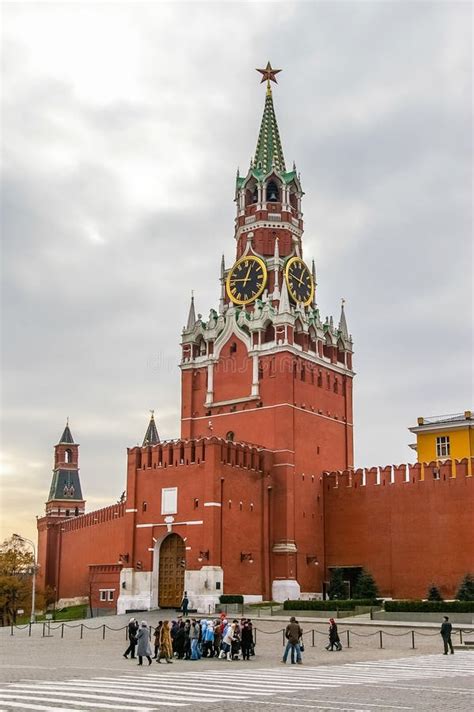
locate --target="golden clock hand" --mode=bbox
[292,272,306,286]
[242,265,253,285]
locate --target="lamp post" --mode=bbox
[13,534,36,624]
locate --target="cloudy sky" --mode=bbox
[1,1,472,543]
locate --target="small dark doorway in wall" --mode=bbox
[323,566,363,599]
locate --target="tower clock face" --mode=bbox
[285,256,314,306]
[226,255,267,305]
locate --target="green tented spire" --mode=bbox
[142,411,160,446]
[254,84,286,175]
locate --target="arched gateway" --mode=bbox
[158,533,185,608]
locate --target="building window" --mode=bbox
[161,487,178,515]
[99,589,114,602]
[436,436,450,458]
[65,449,72,463]
[142,501,147,512]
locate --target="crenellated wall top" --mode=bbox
[324,458,473,489]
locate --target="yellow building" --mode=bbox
[409,410,474,463]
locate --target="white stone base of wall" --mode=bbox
[185,566,224,613]
[272,579,301,602]
[299,591,322,601]
[56,596,89,609]
[243,595,263,604]
[117,569,153,615]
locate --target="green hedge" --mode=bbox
[283,599,381,611]
[219,595,244,604]
[384,600,474,613]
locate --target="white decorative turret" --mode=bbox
[338,299,348,339]
[219,255,226,315]
[186,293,196,331]
[311,259,317,308]
[278,276,291,315]
[272,238,280,301]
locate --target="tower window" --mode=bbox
[230,342,237,354]
[266,180,279,202]
[65,449,72,463]
[436,436,450,458]
[226,431,235,442]
[142,501,147,512]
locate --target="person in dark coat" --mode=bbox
[241,619,254,660]
[440,616,454,654]
[174,621,186,659]
[184,619,191,659]
[123,618,139,659]
[136,621,153,665]
[181,592,189,617]
[326,618,342,651]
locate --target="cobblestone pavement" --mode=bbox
[0,617,472,711]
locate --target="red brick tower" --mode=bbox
[181,65,354,599]
[37,422,85,593]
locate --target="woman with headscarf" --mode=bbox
[136,621,153,665]
[326,618,342,651]
[157,620,173,663]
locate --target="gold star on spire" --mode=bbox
[256,62,282,92]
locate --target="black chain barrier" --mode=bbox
[6,621,472,651]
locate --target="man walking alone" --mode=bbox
[440,616,454,654]
[282,616,303,665]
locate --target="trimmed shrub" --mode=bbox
[219,595,243,604]
[456,573,474,601]
[283,599,381,611]
[426,585,443,602]
[384,600,474,613]
[354,570,379,599]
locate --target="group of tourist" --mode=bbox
[124,613,455,665]
[123,615,255,664]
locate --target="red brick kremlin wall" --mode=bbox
[324,458,473,599]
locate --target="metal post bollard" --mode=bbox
[460,630,463,644]
[29,623,32,637]
[80,624,83,640]
[346,629,350,648]
[103,624,106,640]
[42,622,45,637]
[61,623,64,639]
[379,630,383,649]
[411,630,415,649]
[10,623,14,636]
[312,630,315,647]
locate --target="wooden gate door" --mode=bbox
[158,534,185,608]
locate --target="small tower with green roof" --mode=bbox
[45,420,85,518]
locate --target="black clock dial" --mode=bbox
[285,257,314,306]
[226,256,267,305]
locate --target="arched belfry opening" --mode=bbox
[266,179,280,202]
[156,533,185,608]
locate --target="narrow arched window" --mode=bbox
[266,181,279,202]
[226,431,235,442]
[65,449,72,463]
